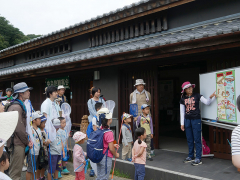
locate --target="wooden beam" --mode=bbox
[0,0,195,60]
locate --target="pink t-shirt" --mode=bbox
[102,130,114,158]
[132,140,147,165]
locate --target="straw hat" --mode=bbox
[0,111,18,148]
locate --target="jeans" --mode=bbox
[134,163,145,180]
[184,119,202,159]
[96,155,112,180]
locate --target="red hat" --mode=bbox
[181,81,195,93]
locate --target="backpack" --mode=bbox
[86,116,98,138]
[87,129,111,163]
[202,136,210,155]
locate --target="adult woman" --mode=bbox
[87,87,105,123]
[180,81,216,166]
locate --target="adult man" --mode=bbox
[5,88,13,101]
[7,82,33,180]
[130,79,151,117]
[57,85,67,106]
[41,86,61,120]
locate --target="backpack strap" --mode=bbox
[123,124,131,133]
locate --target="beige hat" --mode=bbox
[0,111,18,147]
[134,79,146,86]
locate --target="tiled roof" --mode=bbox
[0,0,181,54]
[0,13,240,76]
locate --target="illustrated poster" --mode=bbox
[216,70,237,122]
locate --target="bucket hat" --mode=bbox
[134,79,146,86]
[73,131,86,143]
[58,85,65,90]
[181,81,195,93]
[0,111,18,147]
[12,82,33,99]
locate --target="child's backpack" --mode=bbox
[202,136,210,155]
[87,129,111,163]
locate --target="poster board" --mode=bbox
[200,67,240,125]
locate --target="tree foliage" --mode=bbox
[0,16,41,50]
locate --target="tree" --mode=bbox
[0,16,41,51]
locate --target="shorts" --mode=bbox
[48,154,62,173]
[27,154,39,173]
[75,171,85,180]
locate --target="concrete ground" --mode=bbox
[21,162,132,180]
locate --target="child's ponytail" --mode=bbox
[135,127,145,144]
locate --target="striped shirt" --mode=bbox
[231,125,240,155]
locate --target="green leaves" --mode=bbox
[0,16,41,51]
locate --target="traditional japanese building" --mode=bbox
[1,0,240,160]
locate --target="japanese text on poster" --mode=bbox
[46,76,70,89]
[216,70,236,122]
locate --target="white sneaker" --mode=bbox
[22,165,27,172]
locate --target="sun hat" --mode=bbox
[181,81,195,93]
[141,104,151,110]
[73,131,86,143]
[134,79,146,86]
[41,115,47,122]
[58,85,65,90]
[6,88,12,92]
[97,108,112,119]
[52,118,61,128]
[32,112,42,121]
[0,111,18,148]
[12,82,33,99]
[121,113,132,121]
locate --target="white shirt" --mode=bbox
[0,172,12,180]
[232,125,240,155]
[92,116,99,128]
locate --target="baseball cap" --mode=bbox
[32,112,42,121]
[141,104,151,110]
[121,113,132,121]
[52,118,61,128]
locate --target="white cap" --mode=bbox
[32,112,42,121]
[97,108,112,119]
[52,118,61,127]
[58,85,65,90]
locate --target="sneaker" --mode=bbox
[183,157,194,163]
[191,158,202,166]
[147,157,153,161]
[58,171,62,179]
[127,158,132,162]
[62,168,70,175]
[150,152,156,157]
[22,165,27,172]
[89,169,95,177]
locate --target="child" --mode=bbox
[37,115,50,180]
[134,104,153,161]
[92,102,103,131]
[58,117,70,177]
[132,127,147,180]
[96,108,119,180]
[121,113,133,161]
[26,112,43,180]
[73,131,87,180]
[48,118,65,180]
[0,152,11,180]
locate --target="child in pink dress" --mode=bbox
[73,132,87,180]
[132,127,147,180]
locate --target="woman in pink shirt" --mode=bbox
[96,108,119,180]
[132,127,147,180]
[73,131,87,180]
